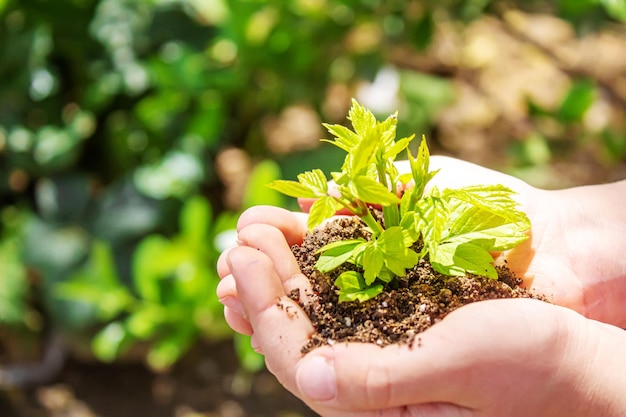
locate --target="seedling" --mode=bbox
[268,100,530,303]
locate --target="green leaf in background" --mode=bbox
[0,209,29,326]
[147,326,195,371]
[558,78,596,123]
[234,333,265,373]
[180,195,212,247]
[243,159,285,208]
[132,235,175,303]
[92,322,130,363]
[599,0,626,23]
[55,242,134,321]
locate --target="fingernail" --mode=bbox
[297,355,336,401]
[218,295,245,316]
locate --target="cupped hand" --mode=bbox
[296,156,626,328]
[217,206,626,416]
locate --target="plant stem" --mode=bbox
[360,205,384,237]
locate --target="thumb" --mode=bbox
[294,299,565,414]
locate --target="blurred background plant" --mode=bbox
[1,0,625,416]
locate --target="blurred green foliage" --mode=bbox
[1,0,625,373]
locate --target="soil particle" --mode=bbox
[291,217,547,353]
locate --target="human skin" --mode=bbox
[216,156,626,416]
[297,157,626,328]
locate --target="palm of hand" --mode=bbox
[219,206,594,417]
[426,157,625,327]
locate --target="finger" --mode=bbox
[295,299,561,412]
[237,206,309,246]
[237,223,314,300]
[217,275,253,335]
[406,403,474,417]
[227,246,314,394]
[217,246,234,279]
[224,306,253,336]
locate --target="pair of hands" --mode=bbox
[217,156,626,416]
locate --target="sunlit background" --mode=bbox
[1,0,626,416]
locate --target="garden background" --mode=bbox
[1,0,626,416]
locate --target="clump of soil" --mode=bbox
[290,216,547,354]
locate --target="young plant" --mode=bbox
[268,100,530,303]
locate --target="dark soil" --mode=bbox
[0,340,316,417]
[291,216,547,354]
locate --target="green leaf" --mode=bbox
[347,98,377,139]
[92,322,130,363]
[558,78,596,123]
[408,135,439,200]
[362,242,384,285]
[376,112,399,152]
[600,0,626,23]
[234,333,265,373]
[267,179,319,198]
[414,195,449,255]
[298,169,329,195]
[180,196,211,247]
[322,123,360,152]
[243,159,284,208]
[376,227,419,277]
[385,134,414,161]
[125,305,165,339]
[334,271,384,303]
[443,185,529,226]
[315,239,365,272]
[350,176,400,205]
[444,207,529,251]
[267,169,328,200]
[147,327,195,371]
[430,242,497,279]
[307,196,340,230]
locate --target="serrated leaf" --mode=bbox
[376,227,419,277]
[351,176,400,205]
[315,239,364,272]
[298,169,329,195]
[443,185,529,225]
[346,136,378,176]
[267,179,318,198]
[408,135,438,200]
[348,99,377,138]
[334,271,384,303]
[377,112,398,149]
[362,243,384,285]
[307,196,339,230]
[414,195,449,253]
[385,134,414,160]
[430,242,497,279]
[444,206,529,251]
[322,123,360,152]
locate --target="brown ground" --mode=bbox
[0,341,316,417]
